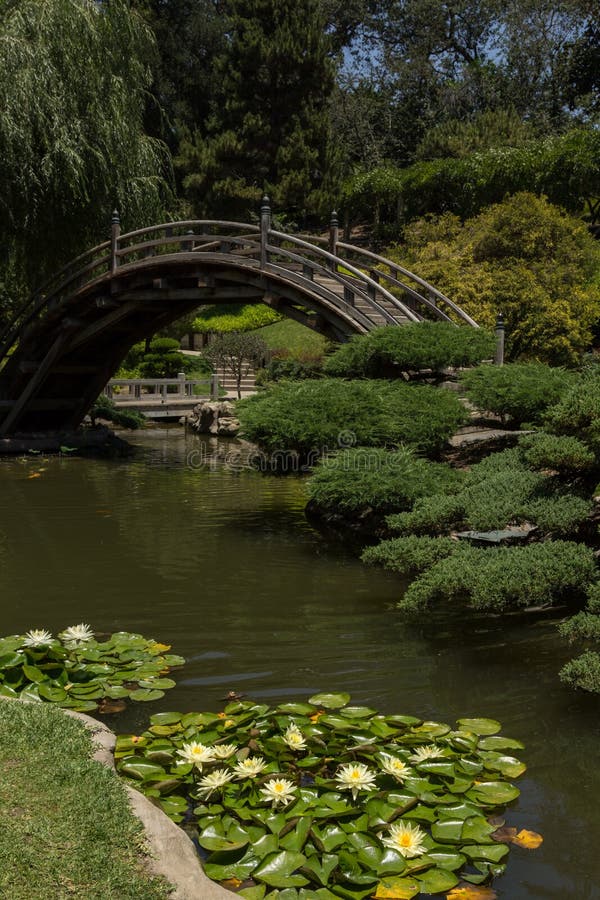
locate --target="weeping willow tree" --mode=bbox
[0,0,173,323]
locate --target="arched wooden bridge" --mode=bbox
[0,200,477,434]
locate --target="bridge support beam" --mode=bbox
[0,330,71,435]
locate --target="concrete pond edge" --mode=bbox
[65,710,232,900]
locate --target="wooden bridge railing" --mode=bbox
[0,203,478,365]
[105,374,219,403]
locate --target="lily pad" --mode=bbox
[456,719,501,736]
[308,693,351,709]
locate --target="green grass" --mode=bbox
[257,318,328,357]
[0,700,171,900]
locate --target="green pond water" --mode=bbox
[0,428,599,898]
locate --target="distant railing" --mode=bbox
[105,374,219,403]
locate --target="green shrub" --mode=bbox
[585,582,600,614]
[90,394,145,430]
[400,541,597,614]
[559,651,600,694]
[519,495,592,537]
[362,534,458,574]
[324,322,495,378]
[461,363,572,425]
[237,379,467,463]
[307,447,461,513]
[519,432,596,473]
[543,372,600,449]
[559,612,600,643]
[120,338,197,379]
[259,356,323,383]
[387,494,466,535]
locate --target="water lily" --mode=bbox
[196,768,234,799]
[259,777,296,807]
[335,762,377,800]
[60,623,94,643]
[212,743,238,759]
[410,744,445,763]
[176,741,215,769]
[379,754,411,781]
[283,723,306,751]
[22,629,53,648]
[382,821,427,858]
[233,756,268,779]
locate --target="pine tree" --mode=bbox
[177,0,338,222]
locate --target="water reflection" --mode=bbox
[0,429,598,898]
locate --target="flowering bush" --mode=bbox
[116,693,539,898]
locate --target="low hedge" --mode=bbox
[362,534,458,574]
[307,447,461,514]
[460,362,573,426]
[399,541,597,614]
[518,433,596,473]
[237,379,467,464]
[324,322,495,379]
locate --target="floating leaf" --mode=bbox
[130,688,165,702]
[416,867,459,893]
[373,875,420,898]
[446,885,498,899]
[512,829,543,849]
[456,719,501,736]
[308,693,350,709]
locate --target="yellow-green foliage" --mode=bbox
[387,194,600,365]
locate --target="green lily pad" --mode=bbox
[478,735,524,751]
[373,875,420,898]
[416,866,459,892]
[456,718,501,735]
[308,693,351,709]
[130,688,165,702]
[467,781,521,805]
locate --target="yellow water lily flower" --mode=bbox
[410,745,445,763]
[22,629,53,648]
[233,756,268,779]
[196,769,234,800]
[335,762,377,801]
[60,624,94,643]
[379,755,411,781]
[176,741,215,769]
[259,777,296,807]
[382,821,427,858]
[212,744,238,759]
[283,723,307,751]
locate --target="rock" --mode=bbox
[188,400,241,437]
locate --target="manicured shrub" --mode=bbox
[307,447,461,513]
[387,494,466,535]
[400,541,597,614]
[120,337,199,378]
[559,612,600,643]
[237,379,467,463]
[543,372,600,449]
[460,363,572,425]
[323,322,495,379]
[519,432,596,473]
[559,652,600,694]
[362,534,458,574]
[258,356,323,384]
[519,495,592,537]
[585,582,600,614]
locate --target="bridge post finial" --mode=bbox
[260,195,271,269]
[329,209,339,262]
[494,312,505,366]
[110,210,121,275]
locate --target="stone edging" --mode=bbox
[65,710,231,900]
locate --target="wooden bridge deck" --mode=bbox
[0,202,478,435]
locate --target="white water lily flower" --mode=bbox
[335,762,377,801]
[22,629,53,648]
[379,755,411,782]
[382,821,427,858]
[233,756,268,779]
[283,723,307,751]
[176,741,215,769]
[212,744,238,759]
[410,745,445,763]
[196,768,234,800]
[60,623,94,643]
[259,777,297,807]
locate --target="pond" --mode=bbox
[0,428,598,898]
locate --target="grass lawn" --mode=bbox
[0,700,171,900]
[257,318,329,357]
